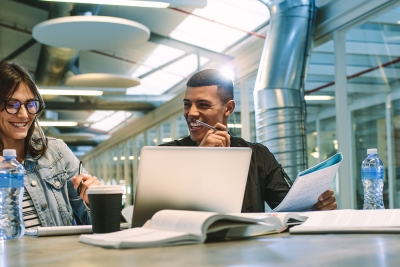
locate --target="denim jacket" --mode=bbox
[23,138,91,226]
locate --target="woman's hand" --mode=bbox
[72,174,101,204]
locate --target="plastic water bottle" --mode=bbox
[361,148,384,210]
[0,149,25,240]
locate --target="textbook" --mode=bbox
[290,209,400,234]
[272,153,343,212]
[78,209,307,249]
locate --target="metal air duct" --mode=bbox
[35,3,101,86]
[254,0,316,181]
[35,3,77,86]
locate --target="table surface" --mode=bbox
[2,232,400,267]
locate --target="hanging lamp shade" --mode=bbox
[32,16,150,50]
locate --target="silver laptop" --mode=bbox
[131,146,252,227]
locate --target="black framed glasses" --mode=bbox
[2,99,42,115]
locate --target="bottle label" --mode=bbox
[0,173,24,188]
[361,168,384,180]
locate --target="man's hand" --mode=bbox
[313,189,337,210]
[72,174,101,204]
[198,123,230,147]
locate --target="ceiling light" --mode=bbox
[220,66,236,81]
[39,89,103,96]
[40,0,170,8]
[38,121,78,127]
[228,124,242,128]
[304,95,334,101]
[311,147,319,159]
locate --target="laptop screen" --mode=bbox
[131,146,252,227]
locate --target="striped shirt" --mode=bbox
[23,188,42,229]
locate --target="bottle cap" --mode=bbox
[367,148,378,155]
[3,149,16,157]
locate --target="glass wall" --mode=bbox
[345,6,400,208]
[146,128,157,146]
[394,99,400,204]
[81,1,400,210]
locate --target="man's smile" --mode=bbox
[189,121,203,131]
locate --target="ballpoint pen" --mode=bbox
[191,119,221,131]
[77,161,83,196]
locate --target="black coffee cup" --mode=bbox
[87,185,123,234]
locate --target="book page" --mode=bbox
[272,153,342,212]
[224,212,308,231]
[79,227,198,249]
[294,209,400,229]
[150,210,219,236]
[150,210,265,237]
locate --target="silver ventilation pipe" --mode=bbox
[35,3,101,86]
[254,0,316,181]
[35,3,78,86]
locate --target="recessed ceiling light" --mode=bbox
[228,124,242,128]
[39,89,103,96]
[40,0,170,8]
[304,95,334,101]
[66,73,140,88]
[38,121,79,127]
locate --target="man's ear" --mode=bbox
[224,100,236,117]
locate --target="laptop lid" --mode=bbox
[131,146,252,227]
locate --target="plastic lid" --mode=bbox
[367,148,378,155]
[3,149,16,157]
[86,185,123,194]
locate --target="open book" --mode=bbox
[290,209,400,234]
[272,153,343,212]
[78,210,307,249]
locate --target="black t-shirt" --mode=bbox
[160,136,292,212]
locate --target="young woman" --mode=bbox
[0,60,101,228]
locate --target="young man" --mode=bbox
[161,69,336,212]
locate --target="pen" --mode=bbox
[77,161,83,196]
[192,119,221,131]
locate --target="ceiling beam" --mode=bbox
[1,38,37,61]
[44,101,155,112]
[149,33,234,63]
[138,51,192,79]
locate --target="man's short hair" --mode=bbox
[186,69,234,104]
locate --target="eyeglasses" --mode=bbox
[2,99,43,115]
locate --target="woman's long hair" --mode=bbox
[0,60,48,158]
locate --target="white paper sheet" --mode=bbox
[290,209,400,233]
[272,153,343,212]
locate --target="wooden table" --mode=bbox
[2,232,400,267]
